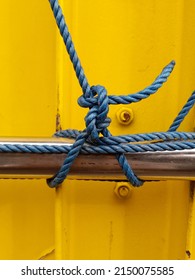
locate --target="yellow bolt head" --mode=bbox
[114,182,132,199]
[116,107,134,125]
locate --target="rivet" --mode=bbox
[114,182,132,199]
[116,107,134,125]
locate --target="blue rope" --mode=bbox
[2,135,195,154]
[168,90,195,132]
[45,0,195,187]
[0,0,191,186]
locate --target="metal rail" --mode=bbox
[0,137,194,181]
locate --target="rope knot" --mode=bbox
[84,85,111,142]
[48,0,178,188]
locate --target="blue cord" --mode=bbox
[45,0,195,187]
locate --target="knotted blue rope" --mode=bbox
[44,0,195,187]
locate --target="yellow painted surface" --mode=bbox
[0,0,195,260]
[0,1,56,259]
[186,184,195,260]
[56,0,195,260]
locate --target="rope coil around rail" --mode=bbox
[1,0,195,188]
[45,0,195,187]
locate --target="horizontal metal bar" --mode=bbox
[0,137,195,181]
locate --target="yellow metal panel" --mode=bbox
[1,0,195,260]
[0,1,56,259]
[186,184,195,260]
[55,0,195,259]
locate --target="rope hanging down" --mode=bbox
[46,0,195,187]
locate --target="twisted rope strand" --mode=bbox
[169,90,195,132]
[78,62,175,107]
[55,130,195,144]
[49,0,91,98]
[2,138,195,155]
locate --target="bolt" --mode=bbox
[114,182,132,199]
[118,185,129,197]
[116,107,134,125]
[122,111,130,122]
